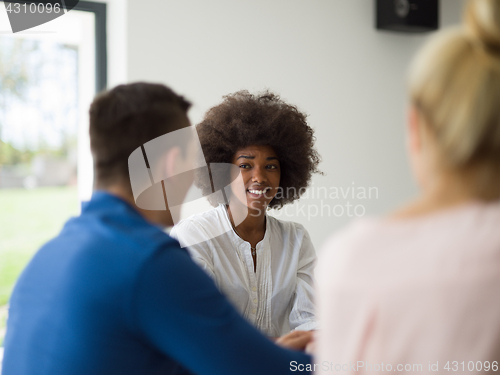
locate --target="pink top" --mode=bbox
[315,201,500,374]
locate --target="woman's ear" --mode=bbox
[407,104,427,190]
[407,104,422,156]
[407,104,440,191]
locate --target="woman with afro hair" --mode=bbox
[171,90,322,338]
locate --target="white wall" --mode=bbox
[127,0,466,251]
[102,0,128,88]
[77,0,127,202]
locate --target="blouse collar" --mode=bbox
[218,204,270,251]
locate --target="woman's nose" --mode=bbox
[251,166,267,183]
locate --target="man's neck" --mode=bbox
[99,185,175,227]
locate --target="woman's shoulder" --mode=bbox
[315,217,390,288]
[174,205,226,231]
[266,215,316,254]
[171,205,230,248]
[267,214,308,234]
[317,204,500,288]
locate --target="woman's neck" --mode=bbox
[227,203,266,238]
[393,170,494,219]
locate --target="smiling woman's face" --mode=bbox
[230,145,281,214]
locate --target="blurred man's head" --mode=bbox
[89,82,191,190]
[89,82,193,226]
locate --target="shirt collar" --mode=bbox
[82,190,146,223]
[218,204,270,251]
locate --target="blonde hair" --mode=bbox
[409,0,500,199]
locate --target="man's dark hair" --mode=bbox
[89,82,191,188]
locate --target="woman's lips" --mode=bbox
[247,188,270,198]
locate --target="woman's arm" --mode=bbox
[289,226,319,331]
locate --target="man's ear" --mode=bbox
[164,147,181,180]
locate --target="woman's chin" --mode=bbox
[246,200,270,214]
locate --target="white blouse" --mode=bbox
[170,204,318,337]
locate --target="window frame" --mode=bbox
[3,0,108,93]
[70,1,108,93]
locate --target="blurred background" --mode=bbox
[0,1,105,348]
[0,0,467,348]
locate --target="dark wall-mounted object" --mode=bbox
[376,0,439,33]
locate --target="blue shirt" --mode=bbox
[3,192,311,375]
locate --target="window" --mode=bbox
[0,1,107,347]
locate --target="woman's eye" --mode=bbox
[267,164,278,170]
[239,164,250,169]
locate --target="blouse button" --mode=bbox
[252,287,257,292]
[252,309,256,314]
[253,298,257,304]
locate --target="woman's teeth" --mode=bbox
[248,189,268,195]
